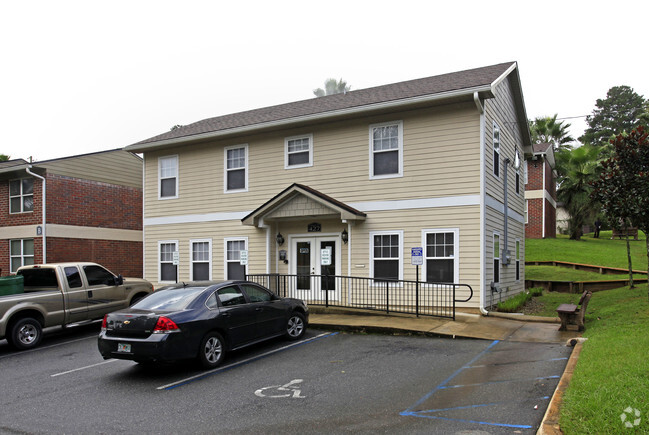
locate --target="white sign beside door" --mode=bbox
[320,247,332,266]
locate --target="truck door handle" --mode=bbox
[87,291,93,298]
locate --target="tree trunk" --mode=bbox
[626,232,634,288]
[646,236,649,302]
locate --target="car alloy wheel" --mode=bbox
[10,318,43,350]
[285,312,305,340]
[199,332,225,369]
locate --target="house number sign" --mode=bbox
[308,223,321,232]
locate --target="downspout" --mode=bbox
[258,218,271,274]
[542,157,546,238]
[475,92,489,316]
[25,166,46,264]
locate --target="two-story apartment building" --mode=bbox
[0,149,143,277]
[525,143,557,238]
[126,62,532,311]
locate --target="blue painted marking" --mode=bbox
[403,339,500,413]
[163,332,338,390]
[401,340,563,429]
[440,375,561,389]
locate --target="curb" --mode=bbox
[537,339,585,434]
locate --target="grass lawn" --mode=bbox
[526,231,648,271]
[524,235,649,433]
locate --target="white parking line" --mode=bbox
[51,359,119,377]
[158,332,337,390]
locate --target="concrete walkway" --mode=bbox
[308,307,580,343]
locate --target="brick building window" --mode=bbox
[10,239,34,272]
[9,178,34,213]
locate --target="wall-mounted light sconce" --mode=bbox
[276,233,284,246]
[341,229,348,244]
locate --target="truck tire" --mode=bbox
[10,317,43,350]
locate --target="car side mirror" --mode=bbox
[115,274,124,286]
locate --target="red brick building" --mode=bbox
[0,149,143,277]
[524,143,556,238]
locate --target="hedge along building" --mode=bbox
[126,62,532,311]
[0,150,143,277]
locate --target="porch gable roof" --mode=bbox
[242,183,366,227]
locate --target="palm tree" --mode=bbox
[313,78,350,97]
[529,114,575,153]
[556,144,601,240]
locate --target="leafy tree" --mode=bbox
[580,86,647,150]
[591,126,649,299]
[556,144,601,240]
[313,78,350,97]
[529,114,575,152]
[0,154,9,161]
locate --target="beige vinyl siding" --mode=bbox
[143,103,481,219]
[39,150,143,188]
[484,77,525,215]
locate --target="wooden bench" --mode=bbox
[611,227,638,240]
[556,290,592,331]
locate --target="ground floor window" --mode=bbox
[493,233,500,283]
[225,238,247,280]
[423,229,458,283]
[370,231,403,282]
[159,241,178,282]
[515,239,521,281]
[10,238,34,272]
[191,239,212,281]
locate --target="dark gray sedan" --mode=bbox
[97,281,308,369]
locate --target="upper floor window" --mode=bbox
[10,238,34,272]
[515,168,520,194]
[515,239,521,281]
[285,134,313,169]
[10,178,34,213]
[225,145,248,192]
[493,122,500,178]
[159,156,178,199]
[370,121,403,179]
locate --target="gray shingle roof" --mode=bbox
[132,62,516,148]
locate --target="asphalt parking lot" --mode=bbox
[0,324,572,434]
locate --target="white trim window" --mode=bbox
[10,238,34,272]
[224,145,248,192]
[370,231,403,282]
[9,178,34,213]
[159,156,178,199]
[493,233,500,283]
[524,160,529,185]
[515,167,521,195]
[423,229,459,284]
[525,200,529,224]
[190,239,212,281]
[515,239,521,281]
[285,134,313,169]
[493,122,500,178]
[225,238,247,280]
[159,240,178,283]
[369,121,403,179]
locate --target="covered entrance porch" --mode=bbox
[242,183,366,303]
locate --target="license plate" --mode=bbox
[117,343,131,353]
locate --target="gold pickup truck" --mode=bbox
[0,263,154,350]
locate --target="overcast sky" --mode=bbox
[1,1,647,161]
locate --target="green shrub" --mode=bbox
[496,290,532,312]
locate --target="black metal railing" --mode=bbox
[245,273,473,320]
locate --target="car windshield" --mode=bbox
[132,287,204,311]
